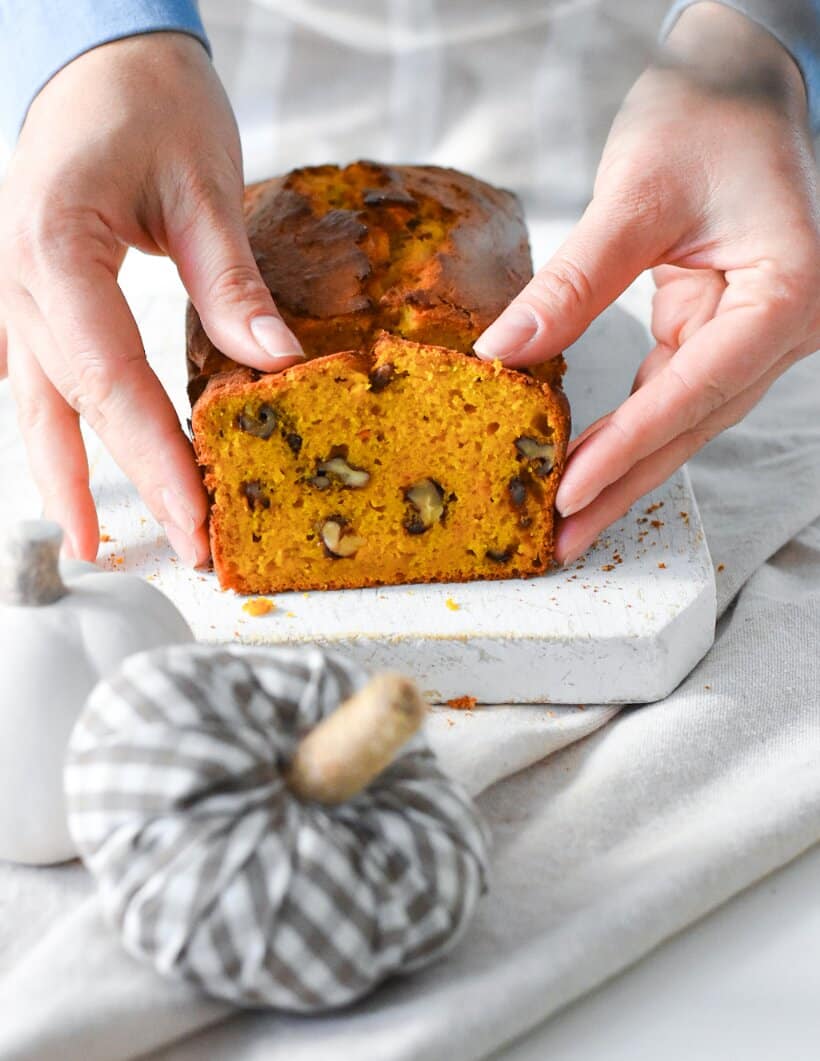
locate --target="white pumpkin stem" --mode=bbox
[0,520,68,606]
[286,672,427,804]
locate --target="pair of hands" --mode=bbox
[1,3,818,568]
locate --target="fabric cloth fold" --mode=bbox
[1,321,817,1061]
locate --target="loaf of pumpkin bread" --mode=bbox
[188,161,569,594]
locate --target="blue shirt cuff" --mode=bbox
[662,1,820,133]
[0,1,211,143]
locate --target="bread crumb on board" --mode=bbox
[242,597,277,617]
[447,695,477,710]
[445,598,461,611]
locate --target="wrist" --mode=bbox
[662,2,808,121]
[22,31,211,136]
[1,0,210,144]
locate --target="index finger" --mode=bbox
[20,258,209,566]
[555,291,797,518]
[474,191,668,366]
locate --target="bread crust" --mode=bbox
[187,161,570,592]
[187,160,537,400]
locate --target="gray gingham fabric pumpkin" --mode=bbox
[64,644,490,1011]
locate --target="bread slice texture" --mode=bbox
[192,333,569,594]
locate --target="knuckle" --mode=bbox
[686,419,730,453]
[779,266,819,324]
[206,262,267,308]
[47,210,114,267]
[530,258,593,319]
[185,168,237,210]
[171,163,241,234]
[754,249,820,325]
[766,269,805,315]
[605,413,635,448]
[669,363,729,417]
[8,202,116,284]
[66,354,117,422]
[590,413,643,481]
[12,386,50,437]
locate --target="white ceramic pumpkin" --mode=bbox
[0,520,193,865]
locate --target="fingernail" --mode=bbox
[163,522,199,567]
[250,315,304,360]
[556,490,594,520]
[191,526,212,568]
[560,544,586,566]
[474,305,540,361]
[555,471,598,518]
[161,487,197,536]
[554,525,587,567]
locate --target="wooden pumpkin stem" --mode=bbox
[0,520,68,606]
[286,672,427,804]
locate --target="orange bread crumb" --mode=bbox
[242,597,276,617]
[447,696,477,710]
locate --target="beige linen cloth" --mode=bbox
[0,2,818,1058]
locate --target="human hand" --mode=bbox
[0,33,303,564]
[474,2,820,565]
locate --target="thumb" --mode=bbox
[167,178,304,372]
[474,192,665,367]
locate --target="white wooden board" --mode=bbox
[78,241,715,706]
[94,469,714,705]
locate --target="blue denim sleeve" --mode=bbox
[662,1,820,132]
[0,1,210,143]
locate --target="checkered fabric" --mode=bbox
[64,644,490,1012]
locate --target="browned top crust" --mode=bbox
[187,160,538,401]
